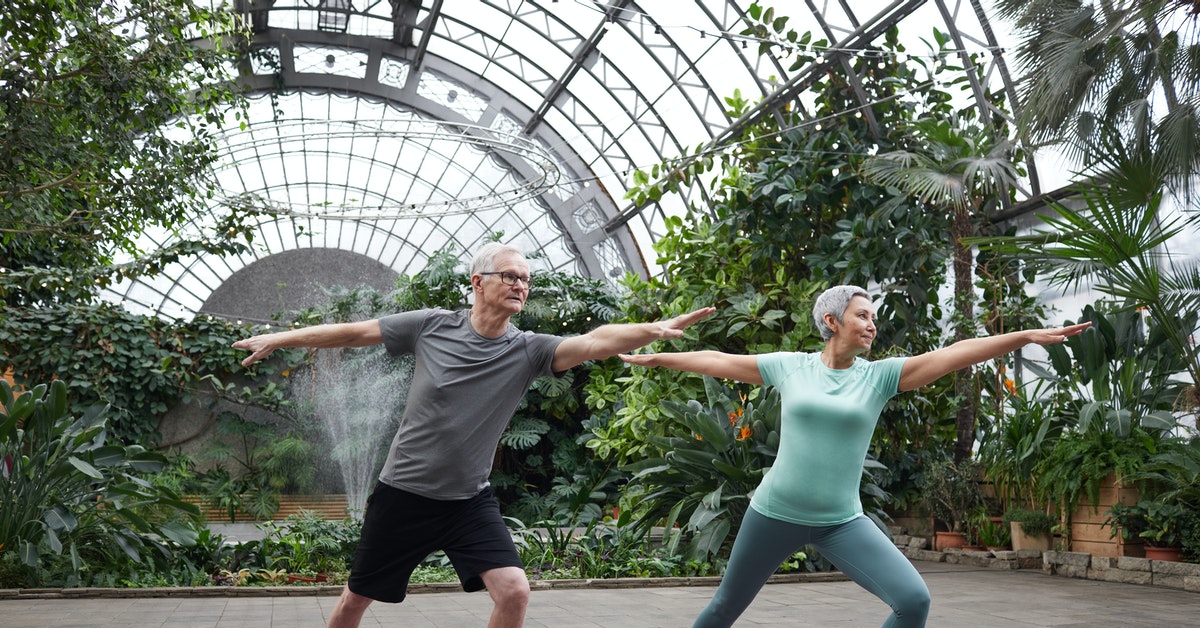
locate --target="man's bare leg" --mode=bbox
[480,566,530,628]
[326,585,374,628]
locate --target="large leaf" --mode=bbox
[18,540,38,567]
[42,505,78,532]
[66,456,103,479]
[689,517,731,560]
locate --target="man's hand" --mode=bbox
[232,335,276,368]
[550,306,716,372]
[656,307,717,338]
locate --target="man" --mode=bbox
[232,242,713,628]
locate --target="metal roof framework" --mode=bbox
[107,0,1039,320]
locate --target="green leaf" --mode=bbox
[67,456,103,479]
[19,540,39,567]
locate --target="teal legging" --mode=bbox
[693,508,930,627]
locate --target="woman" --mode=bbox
[619,285,1090,627]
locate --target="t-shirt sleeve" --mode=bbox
[527,332,566,377]
[378,310,431,355]
[870,356,909,397]
[756,352,792,387]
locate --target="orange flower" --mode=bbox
[737,425,752,441]
[728,407,744,425]
[695,434,703,441]
[1004,378,1016,395]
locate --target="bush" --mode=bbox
[1002,508,1057,537]
[920,458,984,533]
[0,380,200,585]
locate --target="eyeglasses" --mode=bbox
[480,271,533,287]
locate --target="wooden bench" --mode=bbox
[189,494,351,522]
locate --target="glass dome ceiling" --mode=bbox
[107,0,1044,322]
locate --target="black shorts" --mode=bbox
[347,482,522,603]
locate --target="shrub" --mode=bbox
[0,380,199,585]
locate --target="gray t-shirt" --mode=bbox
[376,308,564,499]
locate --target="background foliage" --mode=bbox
[0,0,259,307]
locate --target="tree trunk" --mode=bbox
[952,204,976,463]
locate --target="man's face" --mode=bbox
[474,251,531,315]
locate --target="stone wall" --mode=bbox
[1042,550,1200,592]
[891,533,1200,593]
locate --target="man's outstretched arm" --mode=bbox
[232,320,384,367]
[551,307,715,372]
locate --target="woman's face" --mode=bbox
[834,295,877,351]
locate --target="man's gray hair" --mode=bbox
[470,242,524,276]
[812,285,871,341]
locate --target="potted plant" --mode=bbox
[1003,508,1056,551]
[920,458,984,550]
[1108,500,1188,561]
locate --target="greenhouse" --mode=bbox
[2,0,1199,625]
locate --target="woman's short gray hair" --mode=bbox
[470,242,524,276]
[812,285,871,341]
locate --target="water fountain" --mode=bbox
[299,346,410,517]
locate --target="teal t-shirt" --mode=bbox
[750,352,907,526]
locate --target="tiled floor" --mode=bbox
[3,560,1198,627]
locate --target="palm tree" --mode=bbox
[987,0,1200,415]
[972,125,1200,415]
[995,0,1200,193]
[862,116,1020,462]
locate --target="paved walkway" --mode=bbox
[3,560,1199,627]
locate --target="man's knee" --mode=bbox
[339,586,376,612]
[483,567,530,607]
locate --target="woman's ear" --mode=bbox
[823,312,839,334]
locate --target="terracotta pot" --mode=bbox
[935,531,966,550]
[1144,546,1183,562]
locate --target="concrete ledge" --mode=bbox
[4,541,1193,600]
[0,571,849,600]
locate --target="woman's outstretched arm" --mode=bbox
[898,322,1092,392]
[619,350,764,385]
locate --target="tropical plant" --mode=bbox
[862,115,1020,463]
[1014,305,1183,517]
[975,516,1012,549]
[1107,500,1192,549]
[1127,438,1200,516]
[620,377,782,561]
[973,125,1200,418]
[1034,428,1157,520]
[994,0,1200,193]
[977,377,1068,509]
[0,380,200,585]
[259,512,359,575]
[920,458,985,534]
[1038,305,1184,437]
[0,302,306,445]
[1108,438,1200,553]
